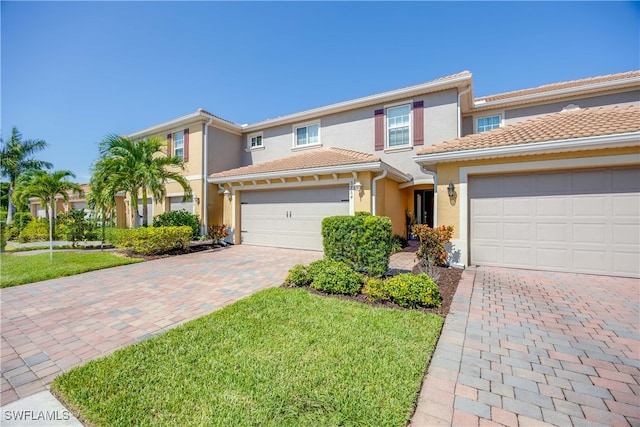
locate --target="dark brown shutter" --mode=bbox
[374,109,384,151]
[413,101,424,146]
[183,128,189,162]
[166,133,173,156]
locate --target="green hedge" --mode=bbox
[19,218,50,242]
[321,212,392,277]
[153,209,200,240]
[109,226,192,255]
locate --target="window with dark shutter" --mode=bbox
[166,133,173,156]
[183,128,189,162]
[413,101,424,146]
[374,109,384,151]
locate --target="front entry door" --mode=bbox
[414,190,434,228]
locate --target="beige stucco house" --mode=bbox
[81,70,640,277]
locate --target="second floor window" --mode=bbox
[477,115,501,133]
[387,105,411,147]
[295,123,319,146]
[173,131,184,159]
[251,135,263,148]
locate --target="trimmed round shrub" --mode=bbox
[362,277,390,303]
[385,273,441,308]
[309,258,363,296]
[284,264,311,287]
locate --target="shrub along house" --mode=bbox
[106,70,640,277]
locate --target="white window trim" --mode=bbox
[246,131,265,152]
[385,101,413,150]
[292,120,322,150]
[173,130,185,159]
[474,113,503,133]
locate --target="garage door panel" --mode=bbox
[472,245,501,264]
[503,175,535,195]
[473,199,501,216]
[572,224,606,244]
[537,248,569,270]
[536,172,568,195]
[573,196,606,217]
[537,223,567,243]
[613,195,640,217]
[473,222,500,239]
[612,168,640,192]
[573,250,608,273]
[470,167,639,278]
[613,224,640,245]
[504,246,536,267]
[503,223,532,241]
[614,253,640,277]
[503,198,532,216]
[537,197,567,216]
[572,169,609,193]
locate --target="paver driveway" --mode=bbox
[1,245,322,405]
[414,266,640,426]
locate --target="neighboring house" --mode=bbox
[29,184,127,228]
[90,70,640,277]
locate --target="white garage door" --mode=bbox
[470,167,640,278]
[241,187,349,251]
[169,196,193,214]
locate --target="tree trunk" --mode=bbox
[49,200,54,261]
[142,189,148,227]
[101,207,106,250]
[6,184,15,224]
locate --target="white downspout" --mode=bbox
[202,118,213,235]
[457,85,471,138]
[371,170,387,216]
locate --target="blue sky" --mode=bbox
[2,1,639,182]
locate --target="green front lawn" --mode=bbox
[0,252,142,288]
[53,287,443,426]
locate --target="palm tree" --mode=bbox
[13,170,82,259]
[96,135,191,227]
[87,167,119,248]
[0,127,53,223]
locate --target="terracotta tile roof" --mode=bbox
[417,105,640,156]
[210,148,381,179]
[477,70,640,103]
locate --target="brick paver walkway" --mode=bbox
[413,266,640,426]
[1,245,322,405]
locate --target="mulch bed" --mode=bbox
[299,264,462,318]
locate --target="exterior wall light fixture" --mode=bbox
[447,181,455,197]
[223,189,232,201]
[353,181,363,196]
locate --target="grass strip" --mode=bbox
[53,287,443,426]
[0,252,141,287]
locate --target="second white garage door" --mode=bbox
[470,167,640,278]
[240,187,349,251]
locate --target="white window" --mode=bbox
[173,131,184,159]
[476,115,501,133]
[247,132,264,150]
[387,104,411,147]
[294,123,320,147]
